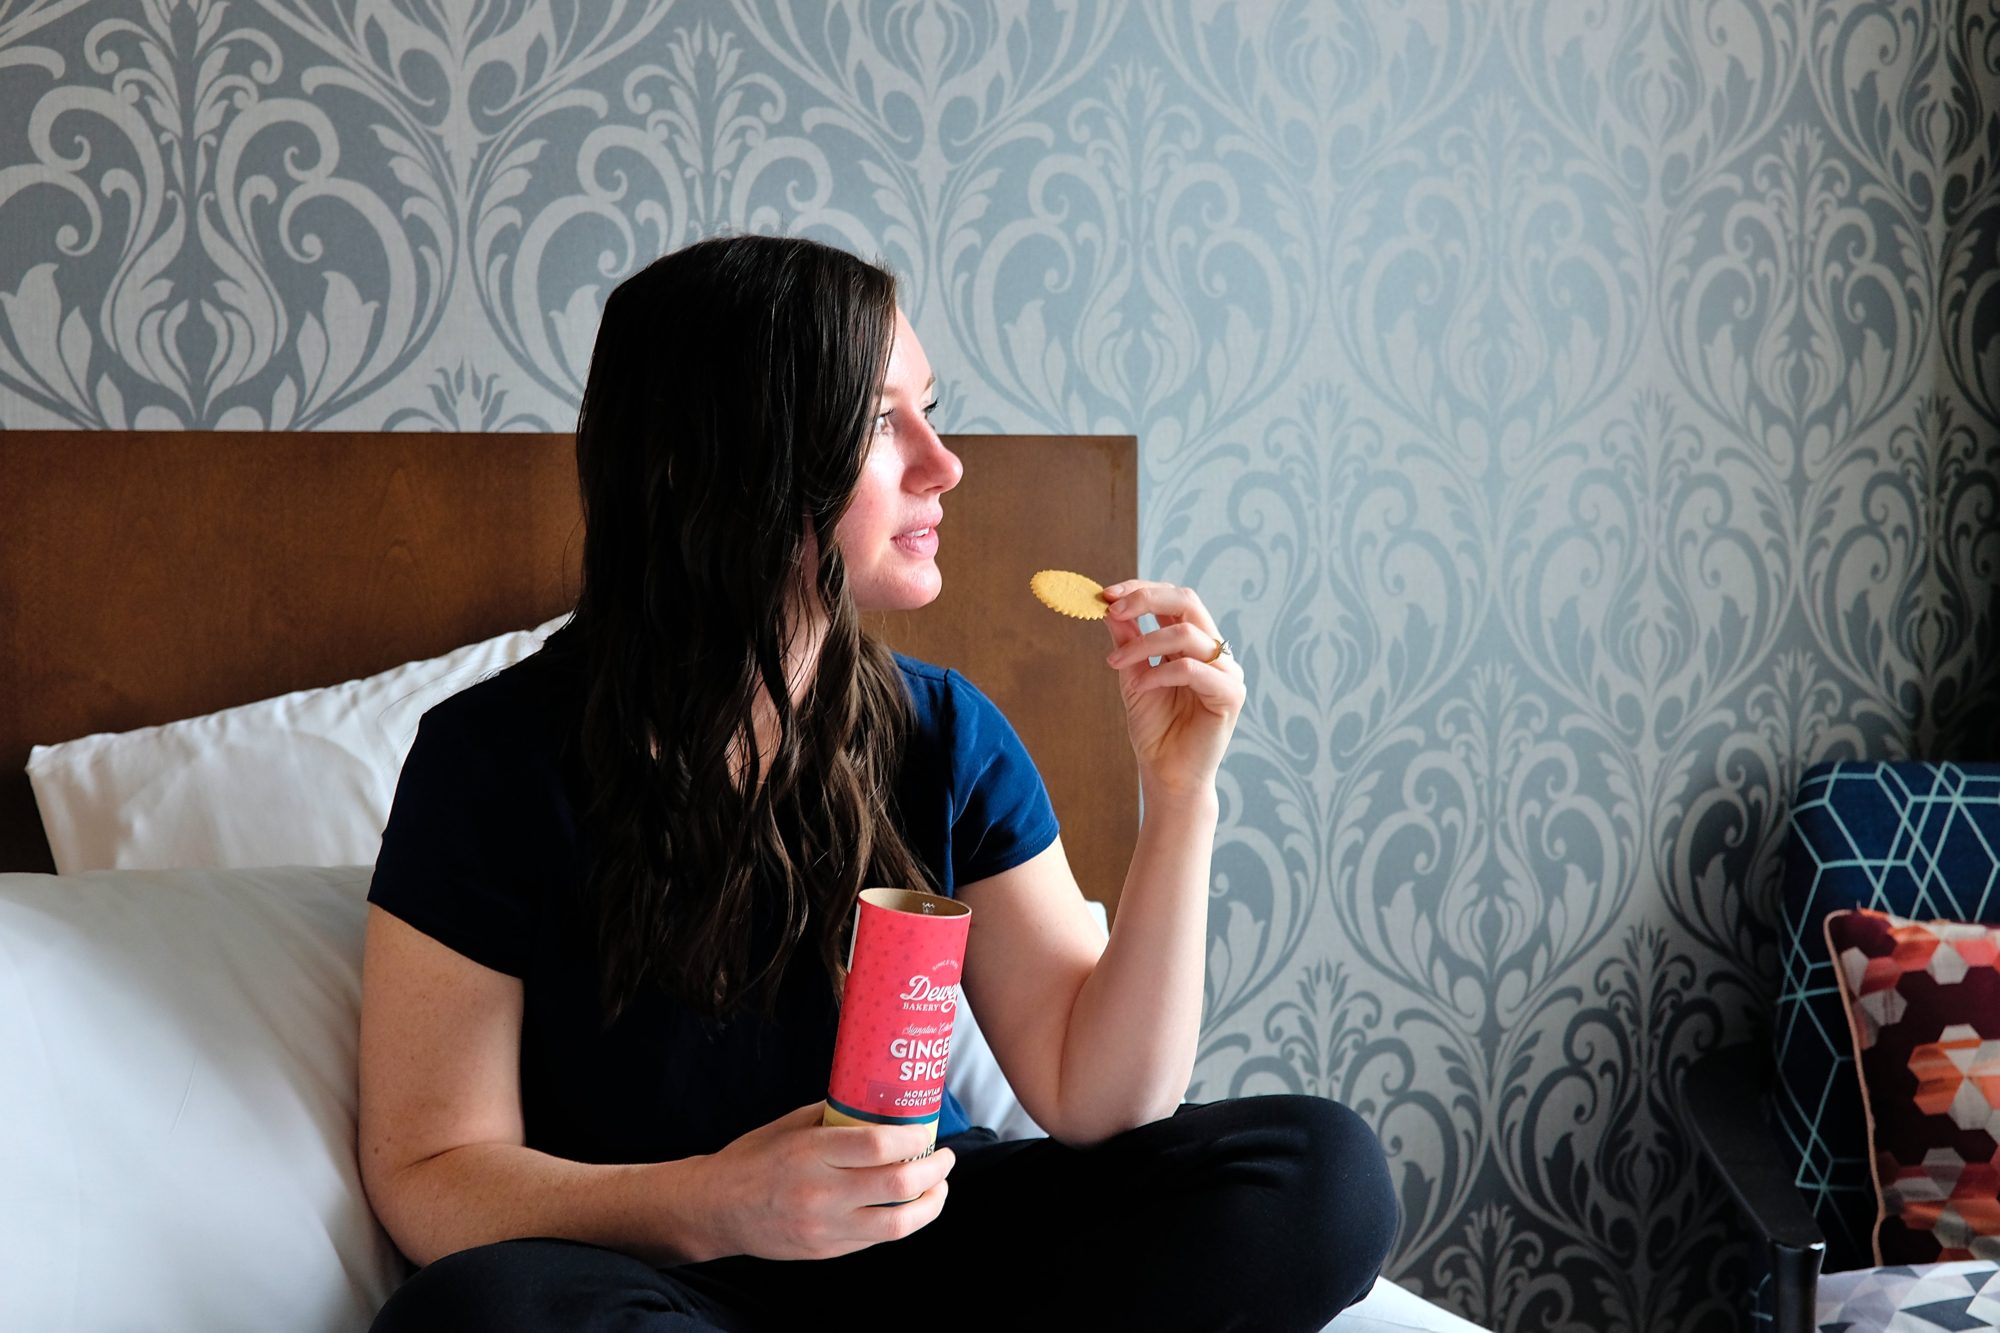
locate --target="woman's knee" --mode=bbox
[1269,1095,1401,1311]
[1099,1095,1398,1329]
[1194,1094,1400,1317]
[372,1239,598,1332]
[368,1236,712,1332]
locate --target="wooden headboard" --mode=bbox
[0,433,1138,918]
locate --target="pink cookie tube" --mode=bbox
[824,887,972,1163]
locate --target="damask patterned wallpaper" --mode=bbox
[4,2,1999,1329]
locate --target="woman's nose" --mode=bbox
[923,425,964,493]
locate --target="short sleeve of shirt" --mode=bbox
[943,669,1061,886]
[366,704,538,978]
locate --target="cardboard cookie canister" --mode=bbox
[824,888,972,1156]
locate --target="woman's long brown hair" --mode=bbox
[559,234,936,1029]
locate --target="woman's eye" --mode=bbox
[921,399,938,420]
[874,411,893,434]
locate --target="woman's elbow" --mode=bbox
[1047,1097,1182,1148]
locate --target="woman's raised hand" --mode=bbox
[1099,579,1246,801]
[692,1101,954,1262]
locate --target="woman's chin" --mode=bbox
[853,571,943,614]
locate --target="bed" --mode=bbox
[0,430,1485,1332]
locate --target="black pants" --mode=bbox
[369,1094,1398,1333]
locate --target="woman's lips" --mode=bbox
[892,527,939,557]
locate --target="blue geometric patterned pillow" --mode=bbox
[1776,762,2000,1273]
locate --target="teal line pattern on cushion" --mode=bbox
[1777,763,2000,1271]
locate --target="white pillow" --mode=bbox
[25,615,571,873]
[0,864,406,1333]
[0,859,1091,1333]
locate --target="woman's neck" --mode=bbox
[641,594,830,788]
[733,600,830,787]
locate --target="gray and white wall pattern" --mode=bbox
[4,2,1999,1329]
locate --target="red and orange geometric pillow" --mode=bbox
[1826,907,2000,1265]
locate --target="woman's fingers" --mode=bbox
[849,1148,956,1211]
[1101,605,1145,651]
[1105,620,1229,670]
[1123,655,1243,701]
[811,1118,939,1170]
[1094,577,1246,784]
[1099,580,1220,637]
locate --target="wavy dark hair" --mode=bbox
[557,234,936,1030]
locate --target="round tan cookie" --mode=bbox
[1030,569,1109,620]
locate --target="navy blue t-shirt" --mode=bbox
[366,627,1060,1166]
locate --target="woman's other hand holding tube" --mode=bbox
[682,1101,954,1262]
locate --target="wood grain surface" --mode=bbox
[0,432,1138,920]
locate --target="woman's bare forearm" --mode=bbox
[370,1141,721,1269]
[1056,783,1218,1144]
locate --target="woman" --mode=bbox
[357,234,1396,1331]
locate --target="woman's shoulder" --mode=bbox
[887,649,982,707]
[888,648,950,687]
[887,650,1012,739]
[413,642,582,757]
